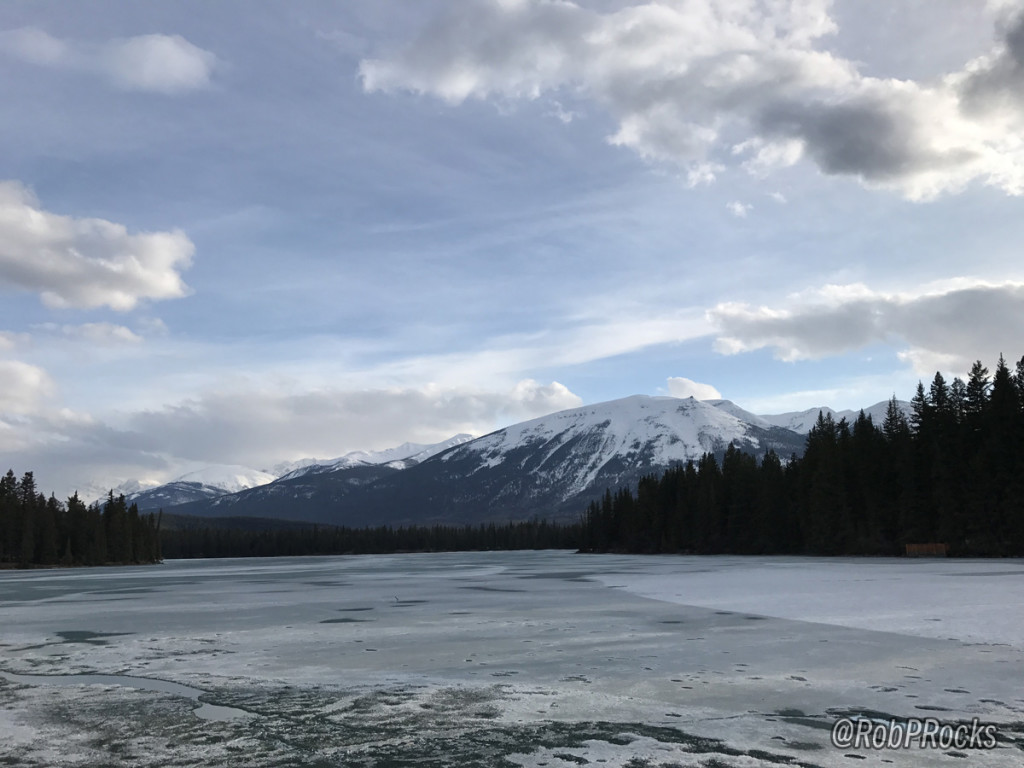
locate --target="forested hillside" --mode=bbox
[581,356,1024,557]
[0,471,161,567]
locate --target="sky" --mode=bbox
[2,0,1024,497]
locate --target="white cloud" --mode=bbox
[44,323,144,345]
[666,376,721,400]
[708,279,1024,374]
[0,27,217,93]
[0,181,193,310]
[546,100,578,123]
[0,359,54,413]
[360,0,1024,199]
[502,379,582,420]
[98,33,217,94]
[726,200,751,217]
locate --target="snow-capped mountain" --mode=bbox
[123,465,277,511]
[436,395,801,502]
[274,435,475,481]
[173,395,806,526]
[174,466,277,493]
[118,437,475,512]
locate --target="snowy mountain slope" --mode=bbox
[759,400,912,434]
[704,400,772,428]
[271,434,475,481]
[438,395,800,500]
[174,465,276,493]
[125,436,476,513]
[124,465,276,511]
[195,463,405,516]
[175,395,806,526]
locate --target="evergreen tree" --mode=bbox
[909,382,929,434]
[882,395,910,441]
[966,360,990,419]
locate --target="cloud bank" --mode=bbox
[361,0,1024,199]
[0,181,193,310]
[0,27,217,93]
[0,380,583,497]
[709,280,1024,374]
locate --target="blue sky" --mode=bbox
[2,0,1024,496]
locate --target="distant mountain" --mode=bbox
[274,434,475,481]
[173,395,807,526]
[757,400,911,434]
[123,437,473,512]
[124,465,277,511]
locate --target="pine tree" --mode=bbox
[966,360,990,419]
[882,395,910,441]
[909,382,929,434]
[949,377,967,424]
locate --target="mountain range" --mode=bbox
[123,395,908,527]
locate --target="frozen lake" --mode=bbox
[1,551,1022,766]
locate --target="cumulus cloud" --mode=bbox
[708,280,1024,374]
[726,200,751,217]
[666,376,721,400]
[0,181,193,310]
[0,359,54,413]
[502,379,582,420]
[0,27,216,93]
[360,0,1024,199]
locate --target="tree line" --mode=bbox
[0,471,162,567]
[159,519,580,559]
[580,355,1024,557]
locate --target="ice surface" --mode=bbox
[1,552,1021,767]
[593,556,1024,648]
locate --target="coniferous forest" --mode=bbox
[581,355,1024,557]
[159,519,580,560]
[0,471,162,567]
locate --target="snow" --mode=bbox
[444,395,763,495]
[705,399,772,428]
[271,433,475,480]
[1,552,1022,767]
[171,465,277,494]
